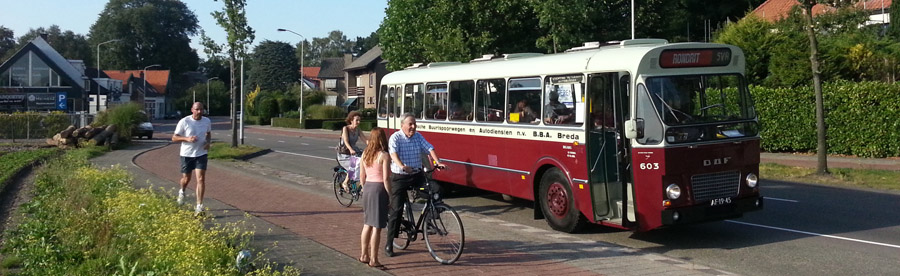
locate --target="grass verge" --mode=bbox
[1,146,299,275]
[208,142,265,160]
[761,163,900,191]
[0,147,58,187]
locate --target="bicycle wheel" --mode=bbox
[333,170,354,207]
[424,204,465,264]
[392,202,414,250]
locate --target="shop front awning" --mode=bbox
[340,97,358,107]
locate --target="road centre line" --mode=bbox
[273,150,333,161]
[727,220,900,249]
[765,197,798,203]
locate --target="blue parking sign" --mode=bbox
[57,92,67,110]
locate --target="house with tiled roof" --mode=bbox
[301,67,321,89]
[103,69,171,119]
[343,46,387,110]
[751,0,892,24]
[0,36,104,113]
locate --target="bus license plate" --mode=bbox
[710,197,732,206]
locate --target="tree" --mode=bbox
[249,40,299,92]
[796,0,856,175]
[354,32,380,55]
[888,0,900,38]
[0,26,14,61]
[88,0,199,75]
[11,25,93,64]
[714,14,778,85]
[212,0,255,147]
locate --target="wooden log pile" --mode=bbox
[46,124,118,148]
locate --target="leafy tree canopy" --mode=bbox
[0,26,14,61]
[249,40,300,92]
[89,0,200,75]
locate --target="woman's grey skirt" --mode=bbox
[363,181,389,228]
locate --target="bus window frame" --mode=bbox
[404,83,425,119]
[543,74,585,127]
[425,82,449,121]
[507,77,542,125]
[475,78,506,123]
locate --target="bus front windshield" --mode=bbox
[645,74,755,126]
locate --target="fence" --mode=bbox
[0,113,94,142]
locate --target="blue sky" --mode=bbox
[0,0,388,58]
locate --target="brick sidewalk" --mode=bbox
[129,143,730,276]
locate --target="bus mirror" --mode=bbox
[625,119,644,139]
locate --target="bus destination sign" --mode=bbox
[659,48,731,68]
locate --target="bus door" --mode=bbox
[587,72,631,225]
[379,85,402,130]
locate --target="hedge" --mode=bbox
[271,117,301,128]
[752,80,900,157]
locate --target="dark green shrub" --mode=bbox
[305,104,346,119]
[359,120,375,131]
[244,115,261,125]
[256,96,279,125]
[358,108,377,119]
[276,95,298,115]
[752,81,900,157]
[321,120,346,130]
[92,102,145,142]
[282,110,300,118]
[271,117,301,128]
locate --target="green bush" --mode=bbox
[245,115,261,125]
[92,102,145,142]
[321,120,346,130]
[2,146,299,275]
[282,110,300,118]
[271,117,301,128]
[276,95,298,115]
[359,120,376,131]
[357,108,377,119]
[305,104,345,119]
[0,112,72,140]
[256,96,279,125]
[752,81,900,157]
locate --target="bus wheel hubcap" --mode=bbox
[547,182,568,217]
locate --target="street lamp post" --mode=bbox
[142,64,161,117]
[277,28,306,126]
[207,77,219,115]
[96,39,121,113]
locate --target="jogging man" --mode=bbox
[172,102,212,216]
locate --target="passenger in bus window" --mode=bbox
[514,99,538,123]
[544,91,572,124]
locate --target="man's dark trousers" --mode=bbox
[386,171,425,243]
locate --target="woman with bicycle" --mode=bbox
[339,111,367,190]
[357,128,391,270]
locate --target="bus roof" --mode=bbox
[381,40,745,84]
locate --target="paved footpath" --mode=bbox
[92,140,735,276]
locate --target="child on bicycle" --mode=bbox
[357,128,391,270]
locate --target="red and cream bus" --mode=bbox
[377,39,763,232]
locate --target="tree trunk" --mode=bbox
[802,4,829,175]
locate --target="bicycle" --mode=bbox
[333,154,361,207]
[391,166,465,264]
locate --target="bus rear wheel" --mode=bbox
[539,168,585,233]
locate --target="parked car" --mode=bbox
[132,121,154,139]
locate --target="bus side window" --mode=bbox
[543,76,584,126]
[508,77,541,124]
[378,85,389,118]
[476,79,505,123]
[425,82,448,120]
[404,83,424,119]
[449,80,474,121]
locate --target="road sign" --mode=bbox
[57,92,67,110]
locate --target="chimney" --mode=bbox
[39,33,49,40]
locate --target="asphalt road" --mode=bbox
[157,117,900,276]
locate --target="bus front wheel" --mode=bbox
[539,168,585,233]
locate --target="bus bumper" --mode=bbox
[661,196,764,226]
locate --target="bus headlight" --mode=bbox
[746,173,758,188]
[665,184,681,200]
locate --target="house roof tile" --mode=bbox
[318,58,345,78]
[103,70,170,94]
[344,46,382,71]
[752,0,892,22]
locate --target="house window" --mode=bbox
[369,73,374,87]
[325,79,337,89]
[356,76,362,87]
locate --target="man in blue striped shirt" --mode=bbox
[385,114,445,257]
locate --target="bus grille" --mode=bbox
[691,171,740,202]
